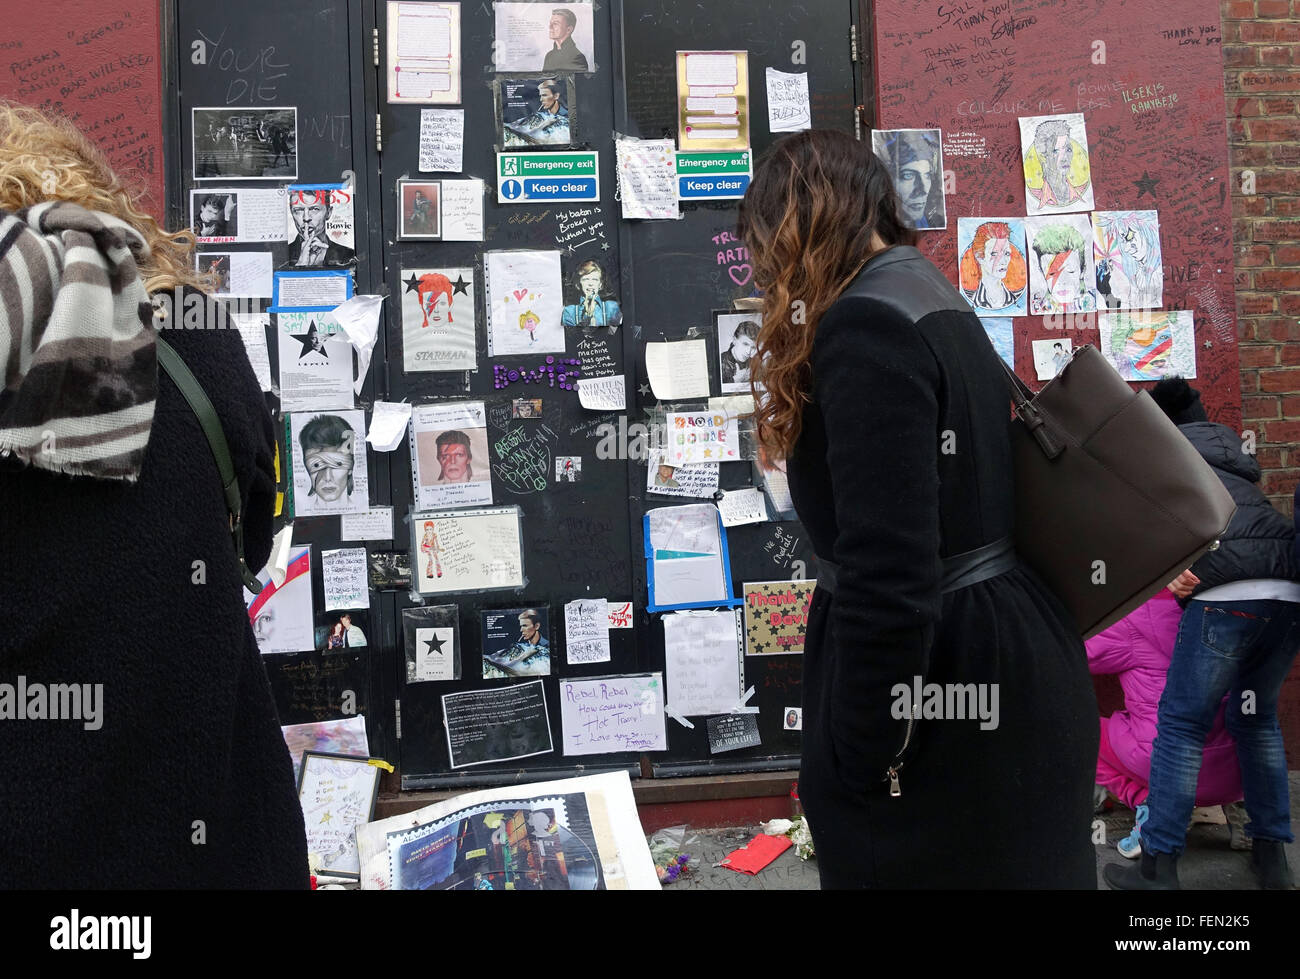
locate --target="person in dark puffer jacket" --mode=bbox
[1106,376,1299,891]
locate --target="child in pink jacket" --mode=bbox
[1087,590,1243,857]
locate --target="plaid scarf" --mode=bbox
[0,201,157,481]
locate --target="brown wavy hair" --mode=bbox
[0,100,204,292]
[738,130,915,460]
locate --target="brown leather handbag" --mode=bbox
[1000,345,1236,639]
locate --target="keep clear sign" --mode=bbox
[498,151,600,203]
[675,150,752,201]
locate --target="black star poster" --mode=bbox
[403,605,461,682]
[742,580,815,656]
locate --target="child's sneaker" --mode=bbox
[1117,804,1149,859]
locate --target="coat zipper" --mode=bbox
[885,703,919,797]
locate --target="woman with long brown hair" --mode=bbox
[738,130,1098,888]
[0,102,307,887]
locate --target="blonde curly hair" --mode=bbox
[0,100,204,293]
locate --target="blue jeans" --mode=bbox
[1142,598,1300,856]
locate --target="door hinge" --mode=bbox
[376,113,383,154]
[373,28,380,68]
[850,26,860,63]
[394,698,401,739]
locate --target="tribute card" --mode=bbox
[493,1,594,73]
[482,606,552,678]
[409,401,492,509]
[485,250,565,356]
[441,679,554,769]
[560,673,667,756]
[401,267,476,372]
[411,506,526,595]
[290,409,371,516]
[676,50,750,150]
[403,605,461,682]
[387,1,462,104]
[871,128,946,230]
[957,218,1028,317]
[1019,112,1094,216]
[190,188,287,243]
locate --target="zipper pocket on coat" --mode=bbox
[883,701,921,798]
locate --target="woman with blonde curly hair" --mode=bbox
[0,102,307,888]
[738,130,1097,889]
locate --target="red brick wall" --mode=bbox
[1,1,163,211]
[1223,1,1300,518]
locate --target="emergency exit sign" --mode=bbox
[675,150,752,200]
[497,151,600,203]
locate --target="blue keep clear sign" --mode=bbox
[497,151,600,203]
[676,151,752,200]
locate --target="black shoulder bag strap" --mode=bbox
[155,335,262,592]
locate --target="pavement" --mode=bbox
[656,772,1300,890]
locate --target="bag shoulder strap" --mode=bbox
[155,335,261,591]
[983,329,1067,461]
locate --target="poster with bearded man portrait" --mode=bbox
[291,410,371,516]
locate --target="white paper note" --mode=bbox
[322,547,371,611]
[267,523,295,587]
[230,312,273,392]
[440,178,486,241]
[645,339,710,400]
[341,507,395,541]
[765,68,811,132]
[199,251,274,298]
[367,401,413,452]
[577,375,626,410]
[419,108,465,172]
[717,486,769,527]
[273,271,352,308]
[663,609,744,717]
[565,598,611,664]
[615,136,679,221]
[331,294,384,395]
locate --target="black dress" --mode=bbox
[0,290,308,888]
[787,246,1098,888]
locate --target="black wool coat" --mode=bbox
[787,246,1099,889]
[0,290,308,888]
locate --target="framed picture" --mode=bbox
[296,751,383,879]
[397,178,442,240]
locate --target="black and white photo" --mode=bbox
[193,107,297,180]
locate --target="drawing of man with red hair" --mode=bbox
[418,272,455,329]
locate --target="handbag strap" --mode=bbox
[984,330,1067,461]
[155,335,262,592]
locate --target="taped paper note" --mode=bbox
[367,402,413,452]
[322,547,370,611]
[645,339,710,400]
[565,598,611,664]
